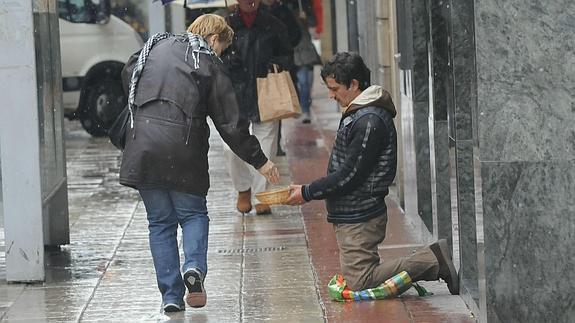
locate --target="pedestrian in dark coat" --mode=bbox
[286,52,459,296]
[262,0,301,48]
[221,0,293,215]
[119,14,280,312]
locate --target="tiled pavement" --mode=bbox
[0,69,476,322]
[1,119,323,322]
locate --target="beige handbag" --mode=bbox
[256,65,301,122]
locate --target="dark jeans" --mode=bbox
[297,65,314,114]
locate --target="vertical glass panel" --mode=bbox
[35,2,66,201]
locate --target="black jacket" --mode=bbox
[222,8,294,122]
[119,35,268,196]
[264,3,301,47]
[302,86,397,223]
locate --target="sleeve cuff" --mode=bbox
[251,153,268,170]
[302,185,313,202]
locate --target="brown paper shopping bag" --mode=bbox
[257,65,301,122]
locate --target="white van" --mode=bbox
[58,0,143,136]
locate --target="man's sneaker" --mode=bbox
[429,239,460,295]
[163,303,184,312]
[184,268,207,308]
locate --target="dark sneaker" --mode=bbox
[429,239,460,295]
[163,303,184,312]
[184,268,206,308]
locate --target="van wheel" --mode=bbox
[80,78,125,137]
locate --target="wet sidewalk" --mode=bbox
[1,120,323,322]
[0,70,475,322]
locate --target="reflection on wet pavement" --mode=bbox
[0,120,323,322]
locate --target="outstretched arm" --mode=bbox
[207,63,280,184]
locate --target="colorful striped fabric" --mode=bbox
[328,271,413,302]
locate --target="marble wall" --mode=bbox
[473,1,575,322]
[449,0,480,311]
[357,1,379,84]
[393,0,434,232]
[429,0,452,244]
[411,0,433,232]
[398,0,575,321]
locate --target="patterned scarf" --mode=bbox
[127,32,216,128]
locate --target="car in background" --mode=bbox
[58,0,143,136]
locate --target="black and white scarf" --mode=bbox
[127,32,216,128]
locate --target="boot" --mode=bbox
[255,203,271,215]
[236,189,252,213]
[429,239,459,295]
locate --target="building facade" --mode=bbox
[330,0,575,322]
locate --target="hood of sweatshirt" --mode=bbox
[343,85,396,118]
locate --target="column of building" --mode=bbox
[0,0,69,282]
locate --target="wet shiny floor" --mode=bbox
[0,68,475,322]
[1,119,323,322]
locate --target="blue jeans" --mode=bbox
[139,189,209,305]
[297,65,314,114]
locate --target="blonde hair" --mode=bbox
[187,14,234,45]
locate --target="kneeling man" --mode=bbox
[286,52,458,294]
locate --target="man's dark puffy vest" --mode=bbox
[326,106,397,224]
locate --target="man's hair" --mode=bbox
[187,14,234,45]
[320,52,371,90]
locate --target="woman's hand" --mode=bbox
[257,160,280,184]
[286,184,307,206]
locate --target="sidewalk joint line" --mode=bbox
[401,298,416,323]
[0,286,25,321]
[283,145,328,321]
[239,211,246,323]
[300,208,328,322]
[76,201,140,322]
[306,110,331,321]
